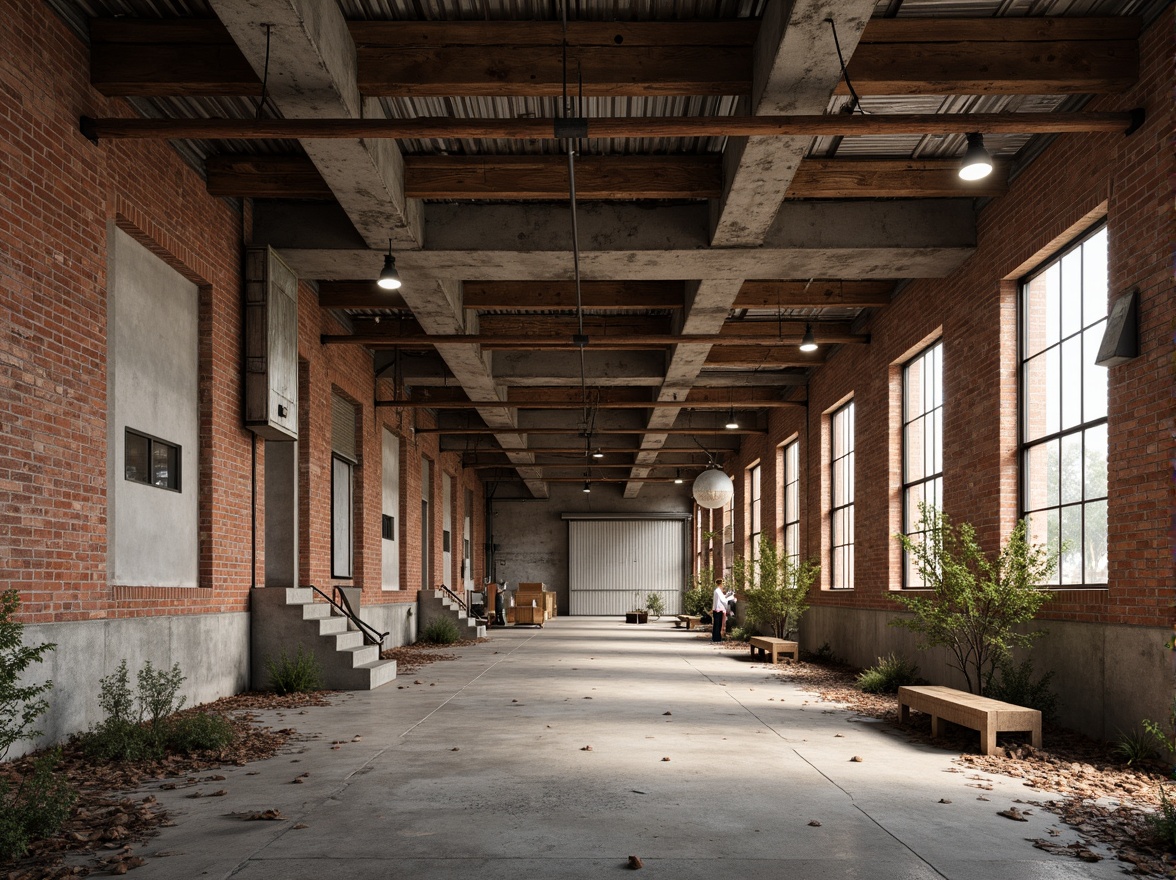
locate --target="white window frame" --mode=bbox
[902,342,944,588]
[830,402,855,590]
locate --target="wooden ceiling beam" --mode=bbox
[787,159,1008,199]
[376,399,801,410]
[404,155,721,200]
[476,315,673,337]
[464,281,684,311]
[89,17,1139,99]
[705,347,827,367]
[414,427,766,435]
[317,281,408,310]
[734,280,895,309]
[83,111,1143,142]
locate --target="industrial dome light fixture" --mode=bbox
[591,448,604,459]
[725,406,739,431]
[958,132,993,181]
[377,239,402,290]
[582,480,591,494]
[692,466,734,510]
[799,323,818,353]
[674,468,684,485]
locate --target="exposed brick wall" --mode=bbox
[713,12,1174,629]
[0,2,484,625]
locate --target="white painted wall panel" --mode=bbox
[568,520,684,616]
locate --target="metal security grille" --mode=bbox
[331,393,356,463]
[568,519,685,616]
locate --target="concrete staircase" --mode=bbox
[250,588,397,691]
[418,589,487,639]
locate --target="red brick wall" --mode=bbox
[715,12,1174,629]
[0,2,484,623]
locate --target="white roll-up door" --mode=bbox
[568,519,685,616]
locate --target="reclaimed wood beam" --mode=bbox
[787,159,1007,199]
[463,281,684,311]
[734,280,894,309]
[82,111,1144,142]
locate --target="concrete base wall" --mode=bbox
[360,601,416,649]
[802,605,1174,741]
[15,612,250,758]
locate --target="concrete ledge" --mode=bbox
[16,611,250,757]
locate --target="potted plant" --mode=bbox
[625,592,648,624]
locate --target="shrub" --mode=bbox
[83,659,198,760]
[0,750,76,862]
[725,625,754,643]
[1115,727,1159,767]
[987,659,1059,723]
[892,507,1058,695]
[0,589,56,760]
[683,568,716,619]
[644,593,665,618]
[166,713,235,754]
[857,653,920,694]
[421,617,461,646]
[266,646,324,695]
[1152,786,1176,851]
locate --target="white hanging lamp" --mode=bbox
[692,466,734,510]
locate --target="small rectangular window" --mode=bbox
[124,429,180,491]
[748,464,762,563]
[331,455,353,579]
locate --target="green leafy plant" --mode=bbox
[0,750,76,862]
[1152,785,1176,851]
[266,645,324,695]
[1114,727,1160,767]
[0,589,56,760]
[987,659,1059,723]
[1141,697,1176,772]
[421,617,461,646]
[891,507,1058,695]
[857,653,921,694]
[644,593,665,619]
[683,568,717,618]
[166,712,235,754]
[724,625,754,643]
[739,535,819,639]
[84,660,146,762]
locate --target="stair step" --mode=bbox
[341,644,380,668]
[284,587,314,605]
[302,603,332,620]
[318,616,349,636]
[356,659,397,689]
[334,630,364,651]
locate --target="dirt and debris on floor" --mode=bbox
[768,654,1176,877]
[381,637,489,675]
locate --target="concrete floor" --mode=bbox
[124,618,1122,879]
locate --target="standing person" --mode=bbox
[711,577,733,643]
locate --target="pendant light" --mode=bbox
[692,466,734,510]
[377,239,402,290]
[674,469,684,485]
[958,132,993,181]
[725,406,739,430]
[582,480,591,494]
[799,323,818,353]
[591,448,604,459]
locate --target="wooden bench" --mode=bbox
[674,615,703,630]
[897,685,1042,756]
[748,636,799,662]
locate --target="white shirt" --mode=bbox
[712,586,733,614]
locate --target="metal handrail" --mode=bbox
[436,584,487,623]
[307,585,389,647]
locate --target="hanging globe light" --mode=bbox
[692,467,734,509]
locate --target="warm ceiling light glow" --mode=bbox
[377,239,402,290]
[959,132,993,181]
[582,481,591,493]
[725,407,739,430]
[592,448,604,459]
[674,469,684,485]
[799,323,818,353]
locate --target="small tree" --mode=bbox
[0,590,56,760]
[741,535,819,639]
[891,507,1057,695]
[683,567,717,617]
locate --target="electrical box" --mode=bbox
[244,246,299,440]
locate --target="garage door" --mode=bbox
[568,518,685,615]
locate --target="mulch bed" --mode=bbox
[381,637,489,675]
[1,690,331,879]
[768,654,1176,877]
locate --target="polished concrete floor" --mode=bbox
[124,617,1121,879]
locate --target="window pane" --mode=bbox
[332,457,353,578]
[1060,248,1083,339]
[1084,498,1108,584]
[1083,323,1107,422]
[904,416,925,483]
[1024,440,1058,511]
[1026,509,1060,586]
[1022,351,1058,441]
[1060,336,1082,430]
[151,441,177,490]
[1060,432,1083,505]
[125,432,149,483]
[1082,228,1108,328]
[1060,504,1083,585]
[1084,424,1108,499]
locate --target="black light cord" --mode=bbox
[826,18,864,115]
[255,24,272,121]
